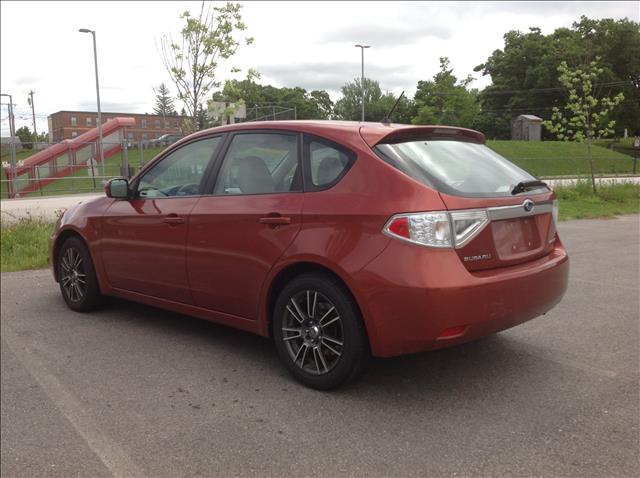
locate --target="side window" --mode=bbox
[137,137,220,198]
[305,135,356,190]
[214,133,300,195]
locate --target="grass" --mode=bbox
[487,140,637,177]
[556,181,640,220]
[1,218,54,272]
[594,137,640,158]
[0,149,41,162]
[0,183,637,273]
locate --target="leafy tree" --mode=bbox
[153,83,177,116]
[180,117,197,135]
[334,78,413,123]
[412,57,479,127]
[15,126,33,149]
[308,90,334,119]
[196,104,210,130]
[543,59,624,192]
[158,1,253,124]
[475,17,639,139]
[213,71,335,121]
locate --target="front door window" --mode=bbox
[138,137,221,198]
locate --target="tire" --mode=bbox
[273,273,369,390]
[57,236,105,312]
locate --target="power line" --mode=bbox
[478,98,640,114]
[421,80,634,98]
[479,80,633,96]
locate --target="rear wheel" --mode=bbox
[57,236,104,312]
[273,273,369,390]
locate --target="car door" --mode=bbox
[187,131,304,320]
[101,136,222,303]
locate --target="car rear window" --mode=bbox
[375,139,547,197]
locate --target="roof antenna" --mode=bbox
[381,91,405,125]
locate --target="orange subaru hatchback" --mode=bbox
[51,121,569,389]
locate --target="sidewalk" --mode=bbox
[545,175,640,188]
[1,193,101,224]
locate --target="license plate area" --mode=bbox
[492,217,542,260]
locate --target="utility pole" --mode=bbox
[355,44,370,122]
[28,90,38,144]
[1,93,18,197]
[79,28,105,178]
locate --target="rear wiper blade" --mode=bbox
[511,180,548,195]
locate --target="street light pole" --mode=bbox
[355,44,370,122]
[79,28,105,179]
[1,93,18,197]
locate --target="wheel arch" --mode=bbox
[264,261,372,349]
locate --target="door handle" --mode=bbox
[259,216,291,225]
[163,215,185,225]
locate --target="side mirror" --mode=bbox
[105,178,130,199]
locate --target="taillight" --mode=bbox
[384,212,452,248]
[547,199,560,244]
[551,199,559,227]
[450,210,489,248]
[384,210,489,249]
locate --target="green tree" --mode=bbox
[412,57,479,127]
[15,126,33,149]
[543,59,624,192]
[153,83,177,116]
[214,71,335,121]
[475,17,639,138]
[334,78,413,123]
[308,90,334,119]
[158,1,253,125]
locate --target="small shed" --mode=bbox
[511,114,542,141]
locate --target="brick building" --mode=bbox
[47,111,189,144]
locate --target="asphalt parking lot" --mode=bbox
[1,215,638,477]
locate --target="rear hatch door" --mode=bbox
[371,129,558,272]
[439,192,557,272]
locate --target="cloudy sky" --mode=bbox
[1,1,637,135]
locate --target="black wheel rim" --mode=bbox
[281,290,344,375]
[60,247,87,303]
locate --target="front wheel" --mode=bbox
[57,236,105,312]
[273,274,369,390]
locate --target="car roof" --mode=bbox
[184,120,485,147]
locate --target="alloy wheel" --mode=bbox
[281,290,344,375]
[60,247,87,303]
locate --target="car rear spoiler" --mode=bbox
[359,125,486,148]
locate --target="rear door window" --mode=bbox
[375,139,547,197]
[304,135,356,191]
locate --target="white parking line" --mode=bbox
[1,326,145,478]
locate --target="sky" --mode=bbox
[1,0,638,136]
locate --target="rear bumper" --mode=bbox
[353,236,569,357]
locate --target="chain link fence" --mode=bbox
[1,140,166,199]
[2,128,638,199]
